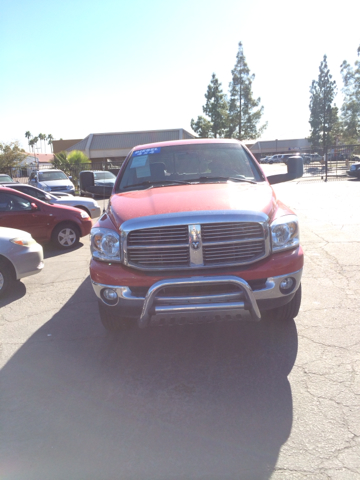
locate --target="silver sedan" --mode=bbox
[2,183,102,218]
[0,227,44,298]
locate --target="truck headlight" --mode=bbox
[271,215,299,252]
[91,227,121,262]
[39,183,51,192]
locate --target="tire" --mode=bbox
[263,284,302,322]
[51,223,80,249]
[98,301,134,332]
[0,259,14,299]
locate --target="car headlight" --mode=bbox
[66,185,73,190]
[10,236,37,247]
[271,215,299,252]
[80,211,90,219]
[39,183,51,192]
[91,227,121,262]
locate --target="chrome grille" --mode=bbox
[128,246,189,267]
[203,240,265,265]
[202,222,263,242]
[125,221,267,270]
[128,226,188,245]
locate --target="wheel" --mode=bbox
[263,284,302,322]
[51,223,80,249]
[0,260,14,299]
[98,301,134,332]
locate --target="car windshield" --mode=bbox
[117,143,263,192]
[93,172,116,180]
[0,175,15,183]
[38,171,68,181]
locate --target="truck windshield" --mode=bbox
[38,171,68,181]
[117,143,264,192]
[93,172,116,180]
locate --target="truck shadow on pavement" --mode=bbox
[0,277,298,480]
[42,241,85,259]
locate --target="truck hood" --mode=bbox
[39,179,73,187]
[108,182,278,228]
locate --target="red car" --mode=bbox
[89,139,304,331]
[0,186,92,249]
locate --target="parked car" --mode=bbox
[347,162,360,179]
[3,183,101,218]
[259,156,272,164]
[79,170,117,197]
[280,153,306,165]
[267,154,283,164]
[0,227,44,298]
[29,169,75,195]
[304,153,324,164]
[0,174,16,184]
[89,138,304,332]
[0,186,92,249]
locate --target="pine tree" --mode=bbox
[309,55,338,151]
[340,45,360,143]
[226,42,267,140]
[191,73,228,138]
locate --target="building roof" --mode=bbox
[251,138,311,154]
[66,128,196,155]
[26,153,54,164]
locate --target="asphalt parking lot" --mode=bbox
[1,177,360,479]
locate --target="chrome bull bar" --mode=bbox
[138,276,261,328]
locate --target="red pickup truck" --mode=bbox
[90,139,304,331]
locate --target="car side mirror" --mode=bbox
[69,175,72,180]
[30,203,39,211]
[267,156,303,185]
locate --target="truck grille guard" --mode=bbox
[138,276,261,328]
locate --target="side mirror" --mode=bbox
[30,203,39,211]
[267,156,303,185]
[69,175,72,180]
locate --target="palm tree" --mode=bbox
[38,133,46,153]
[25,131,32,151]
[47,134,54,153]
[29,138,35,154]
[32,136,39,156]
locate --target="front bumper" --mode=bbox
[11,242,44,280]
[347,169,360,178]
[92,268,302,328]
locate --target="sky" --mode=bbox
[1,0,360,151]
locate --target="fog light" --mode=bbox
[280,277,295,294]
[101,288,119,305]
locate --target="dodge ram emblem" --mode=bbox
[191,240,200,250]
[189,226,201,250]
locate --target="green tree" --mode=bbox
[47,134,54,152]
[38,133,47,153]
[340,45,360,143]
[190,116,212,138]
[226,42,267,140]
[191,73,228,138]
[0,141,26,169]
[25,131,32,151]
[309,55,338,151]
[67,150,89,165]
[52,151,68,169]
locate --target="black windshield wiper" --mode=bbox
[188,176,257,185]
[123,179,191,189]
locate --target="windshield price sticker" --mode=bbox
[131,156,149,168]
[133,147,161,157]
